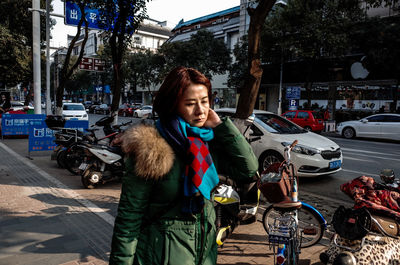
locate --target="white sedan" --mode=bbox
[133,105,154,118]
[336,113,400,141]
[215,108,343,177]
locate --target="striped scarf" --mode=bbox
[156,116,219,214]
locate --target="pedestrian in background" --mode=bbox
[109,66,258,265]
[0,94,11,114]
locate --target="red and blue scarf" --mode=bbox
[156,116,219,214]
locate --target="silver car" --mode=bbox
[336,113,400,141]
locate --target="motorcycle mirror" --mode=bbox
[245,114,255,126]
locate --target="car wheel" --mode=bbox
[134,112,138,118]
[304,126,312,131]
[259,151,284,173]
[342,127,356,139]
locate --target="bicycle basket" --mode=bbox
[257,163,291,203]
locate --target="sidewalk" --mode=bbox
[0,138,353,265]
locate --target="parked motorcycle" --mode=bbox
[320,169,400,265]
[79,143,125,189]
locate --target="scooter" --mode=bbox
[79,143,125,189]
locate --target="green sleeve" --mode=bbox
[211,117,258,182]
[109,158,153,265]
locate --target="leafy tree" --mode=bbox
[95,0,147,119]
[261,0,366,112]
[159,30,231,81]
[126,50,164,103]
[236,0,397,119]
[0,0,53,87]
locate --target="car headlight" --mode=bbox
[83,114,88,118]
[281,142,320,156]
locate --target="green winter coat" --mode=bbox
[109,117,258,265]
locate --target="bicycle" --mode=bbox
[258,140,327,265]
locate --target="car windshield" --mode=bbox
[312,112,324,119]
[63,104,84,111]
[255,113,306,134]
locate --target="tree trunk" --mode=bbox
[235,0,276,119]
[55,3,88,115]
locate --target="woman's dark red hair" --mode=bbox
[153,66,212,121]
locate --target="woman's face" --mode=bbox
[177,83,210,127]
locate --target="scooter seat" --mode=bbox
[272,200,302,212]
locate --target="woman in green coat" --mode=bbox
[109,66,258,265]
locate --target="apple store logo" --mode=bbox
[351,56,369,79]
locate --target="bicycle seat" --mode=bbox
[272,200,302,212]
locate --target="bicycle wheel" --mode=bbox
[262,203,324,248]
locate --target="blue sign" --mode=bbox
[64,120,89,132]
[29,120,56,152]
[28,119,89,152]
[65,1,135,33]
[286,87,301,99]
[1,114,46,136]
[65,1,102,30]
[104,85,111,94]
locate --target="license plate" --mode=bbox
[78,163,87,170]
[329,160,341,169]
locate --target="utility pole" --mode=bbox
[32,0,41,114]
[45,0,51,114]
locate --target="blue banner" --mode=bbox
[29,120,56,152]
[28,119,89,152]
[1,114,46,136]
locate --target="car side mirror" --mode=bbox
[361,119,368,123]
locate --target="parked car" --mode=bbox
[133,105,154,118]
[94,104,110,115]
[62,103,88,121]
[282,110,325,132]
[336,113,400,141]
[215,108,342,177]
[118,103,134,117]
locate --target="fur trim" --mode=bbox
[121,124,175,180]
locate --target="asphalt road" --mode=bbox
[301,134,400,203]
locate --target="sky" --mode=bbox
[50,0,240,48]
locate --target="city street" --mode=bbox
[1,113,399,264]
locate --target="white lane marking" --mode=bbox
[341,168,378,177]
[341,149,400,162]
[341,147,400,157]
[343,156,376,163]
[0,142,115,226]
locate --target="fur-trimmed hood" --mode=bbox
[121,124,175,180]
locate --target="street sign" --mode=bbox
[65,1,135,34]
[79,57,94,71]
[286,86,301,99]
[79,57,105,72]
[288,99,298,110]
[65,1,102,30]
